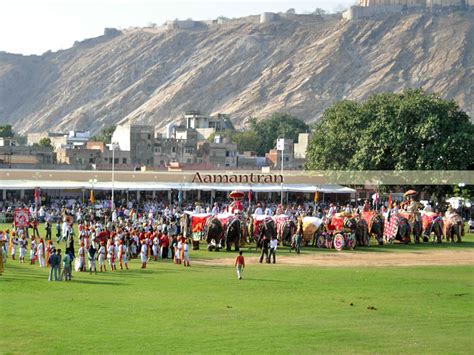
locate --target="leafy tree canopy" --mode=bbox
[0,124,14,138]
[305,89,474,170]
[207,113,308,155]
[91,125,116,144]
[33,137,52,148]
[250,113,309,156]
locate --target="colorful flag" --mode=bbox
[387,193,392,210]
[90,190,95,204]
[314,191,318,203]
[248,189,252,203]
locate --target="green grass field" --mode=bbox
[1,224,473,354]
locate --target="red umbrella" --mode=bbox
[229,190,244,200]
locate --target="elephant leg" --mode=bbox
[226,239,231,252]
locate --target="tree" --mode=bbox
[250,113,310,156]
[0,124,14,138]
[91,125,116,144]
[305,89,474,170]
[33,137,52,148]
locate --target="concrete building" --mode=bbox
[197,138,238,168]
[237,151,269,169]
[0,137,16,147]
[293,133,311,159]
[56,145,102,166]
[0,145,56,168]
[184,111,234,141]
[153,131,198,167]
[111,124,154,167]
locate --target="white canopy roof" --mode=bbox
[0,179,355,194]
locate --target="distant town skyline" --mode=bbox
[0,0,352,55]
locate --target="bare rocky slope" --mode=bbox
[0,12,472,134]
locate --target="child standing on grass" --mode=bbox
[234,251,245,280]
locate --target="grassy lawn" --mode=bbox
[1,224,473,354]
[1,261,473,354]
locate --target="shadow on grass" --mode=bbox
[72,279,125,286]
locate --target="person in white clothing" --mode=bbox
[107,240,116,271]
[140,241,148,269]
[11,235,19,260]
[152,235,160,261]
[183,239,190,267]
[37,239,46,267]
[19,235,27,263]
[78,242,86,272]
[269,236,278,264]
[254,204,263,215]
[98,242,106,272]
[175,240,182,265]
[118,240,128,270]
[30,238,37,265]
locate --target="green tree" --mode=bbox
[33,137,53,148]
[92,125,116,144]
[305,89,474,170]
[250,113,309,156]
[0,124,14,138]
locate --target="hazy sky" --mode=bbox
[0,0,353,55]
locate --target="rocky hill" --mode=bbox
[0,12,472,134]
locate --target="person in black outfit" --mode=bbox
[259,236,270,264]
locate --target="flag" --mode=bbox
[89,190,95,204]
[34,187,40,203]
[248,189,252,203]
[314,191,318,203]
[387,193,392,210]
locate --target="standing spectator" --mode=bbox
[62,249,72,281]
[45,220,52,241]
[140,239,148,269]
[259,236,269,264]
[32,219,40,238]
[19,234,27,263]
[29,237,37,265]
[160,233,169,259]
[57,249,63,281]
[37,238,46,267]
[48,249,59,281]
[98,241,106,272]
[183,238,190,267]
[269,236,277,264]
[234,251,245,280]
[77,242,86,272]
[55,221,61,243]
[88,244,97,274]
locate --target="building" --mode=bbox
[293,133,311,160]
[0,137,16,147]
[184,111,234,141]
[56,145,102,166]
[197,137,238,168]
[0,145,56,168]
[266,138,305,170]
[111,124,154,167]
[153,131,198,167]
[237,151,268,169]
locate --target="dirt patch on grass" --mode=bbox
[194,249,474,267]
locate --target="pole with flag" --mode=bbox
[314,190,318,204]
[387,192,392,211]
[89,190,95,204]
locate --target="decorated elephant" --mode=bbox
[224,217,242,251]
[421,212,444,243]
[444,212,464,243]
[395,217,412,244]
[255,217,277,249]
[205,217,224,251]
[280,219,297,246]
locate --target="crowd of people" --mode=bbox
[0,194,472,279]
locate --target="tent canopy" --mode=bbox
[0,180,355,194]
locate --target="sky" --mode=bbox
[0,0,353,55]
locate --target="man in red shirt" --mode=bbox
[234,251,245,280]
